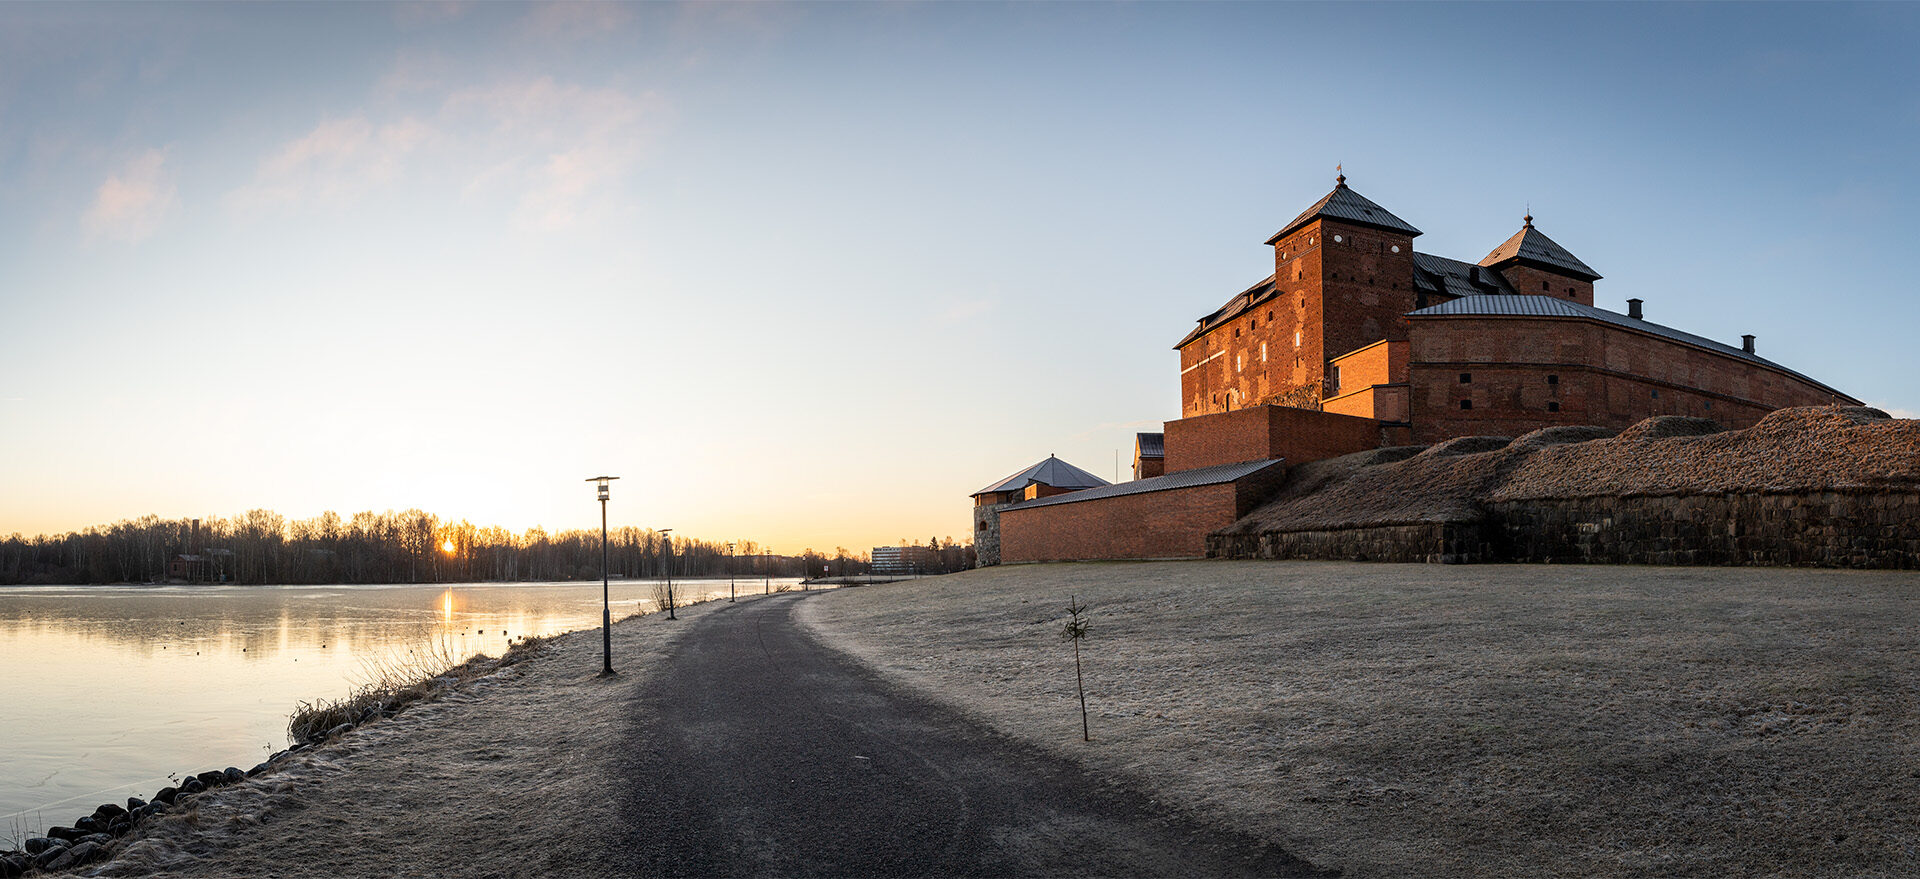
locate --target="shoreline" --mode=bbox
[4,594,742,877]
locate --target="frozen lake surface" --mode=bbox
[0,577,793,834]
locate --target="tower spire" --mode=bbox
[1335,163,1346,188]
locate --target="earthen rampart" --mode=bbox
[1210,407,1920,569]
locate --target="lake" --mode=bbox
[0,577,799,835]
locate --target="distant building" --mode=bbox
[1133,432,1164,480]
[871,545,934,574]
[971,456,1109,566]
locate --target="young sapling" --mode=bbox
[1061,595,1091,742]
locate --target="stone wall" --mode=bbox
[973,501,1009,567]
[1490,491,1920,569]
[1211,521,1492,565]
[1211,490,1920,570]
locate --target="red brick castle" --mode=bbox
[975,174,1859,564]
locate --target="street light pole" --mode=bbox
[728,541,736,602]
[659,528,676,620]
[584,476,620,676]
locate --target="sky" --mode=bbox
[2,2,1917,554]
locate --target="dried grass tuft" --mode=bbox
[287,638,485,746]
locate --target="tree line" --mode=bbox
[0,510,870,586]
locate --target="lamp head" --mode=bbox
[584,475,619,502]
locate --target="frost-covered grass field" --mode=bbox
[802,561,1920,879]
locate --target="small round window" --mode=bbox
[1390,245,1400,253]
[1332,235,1343,243]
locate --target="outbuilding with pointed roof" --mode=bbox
[971,455,1109,566]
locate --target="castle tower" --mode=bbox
[1478,214,1602,306]
[1176,173,1421,417]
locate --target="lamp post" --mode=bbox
[764,548,770,595]
[728,541,736,603]
[584,476,620,676]
[658,528,675,620]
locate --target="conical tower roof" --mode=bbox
[1478,216,1601,281]
[1267,173,1421,245]
[972,455,1110,497]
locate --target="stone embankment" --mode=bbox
[1212,406,1920,567]
[5,765,261,877]
[1,642,538,878]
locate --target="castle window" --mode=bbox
[1261,342,1267,362]
[1705,401,1713,409]
[1294,331,1302,348]
[1237,354,1244,373]
[1652,389,1660,399]
[1460,399,1473,410]
[1234,327,1241,338]
[1251,319,1258,329]
[1333,234,1343,244]
[1541,281,1550,291]
[1547,374,1558,385]
[1566,287,1575,294]
[1459,373,1472,384]
[1391,245,1400,253]
[1548,401,1560,412]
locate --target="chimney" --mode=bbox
[1742,334,1755,354]
[1626,298,1643,320]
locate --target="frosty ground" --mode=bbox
[803,561,1920,878]
[87,561,1920,878]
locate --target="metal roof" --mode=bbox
[1478,221,1601,281]
[1412,251,1516,298]
[1406,295,1856,401]
[1175,274,1276,349]
[972,455,1111,497]
[1267,182,1422,244]
[1135,432,1165,458]
[1008,459,1285,510]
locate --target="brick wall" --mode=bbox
[1408,315,1852,443]
[1001,464,1289,562]
[1496,264,1593,306]
[1178,218,1418,419]
[1001,483,1244,561]
[1163,404,1381,472]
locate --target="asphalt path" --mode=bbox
[619,593,1331,878]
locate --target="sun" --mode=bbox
[442,540,456,554]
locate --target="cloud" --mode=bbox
[1870,404,1918,420]
[393,1,469,27]
[82,150,176,241]
[228,117,432,212]
[521,2,632,40]
[442,77,661,229]
[230,75,660,229]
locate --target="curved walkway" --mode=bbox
[618,593,1326,878]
